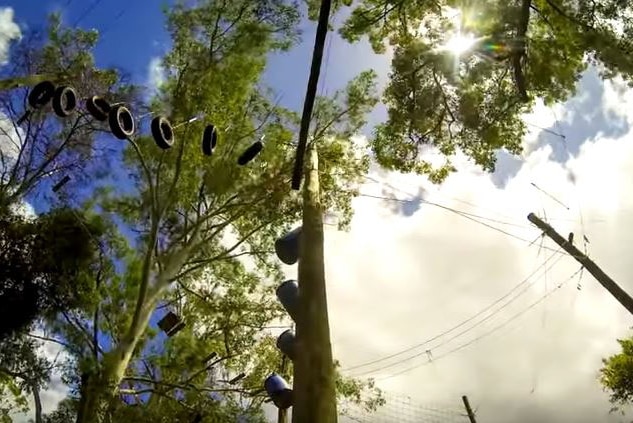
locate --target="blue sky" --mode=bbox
[3,2,393,417]
[8,2,633,423]
[7,0,388,126]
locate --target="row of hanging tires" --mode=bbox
[20,80,265,165]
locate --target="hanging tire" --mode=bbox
[52,86,77,118]
[85,96,110,121]
[108,105,135,140]
[27,81,55,109]
[237,140,263,165]
[201,124,217,156]
[151,116,174,149]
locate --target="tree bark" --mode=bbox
[32,384,42,423]
[75,214,202,422]
[292,141,337,423]
[514,0,532,102]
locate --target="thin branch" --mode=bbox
[60,311,103,354]
[542,0,592,30]
[127,137,158,219]
[27,333,80,354]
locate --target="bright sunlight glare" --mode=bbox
[442,32,477,56]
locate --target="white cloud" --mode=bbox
[0,112,23,165]
[0,112,35,219]
[273,77,633,422]
[11,333,70,423]
[147,56,166,94]
[0,7,21,65]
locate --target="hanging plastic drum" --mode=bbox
[274,226,301,265]
[264,373,293,410]
[276,329,296,361]
[275,280,298,322]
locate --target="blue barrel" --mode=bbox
[276,280,299,321]
[276,329,296,360]
[275,227,302,265]
[264,373,293,409]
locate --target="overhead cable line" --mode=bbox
[376,267,583,381]
[344,250,564,375]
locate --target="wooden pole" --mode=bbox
[462,395,477,423]
[527,213,633,315]
[293,142,337,423]
[290,0,332,190]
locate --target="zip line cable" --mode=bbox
[342,249,564,373]
[358,190,530,229]
[352,255,564,378]
[353,189,591,259]
[363,174,524,223]
[73,0,106,27]
[377,266,583,381]
[349,253,566,377]
[354,191,572,256]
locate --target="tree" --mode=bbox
[24,2,382,422]
[334,0,633,181]
[0,12,139,207]
[600,335,633,414]
[0,333,52,422]
[0,204,104,339]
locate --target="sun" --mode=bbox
[442,32,477,56]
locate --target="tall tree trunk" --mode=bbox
[31,383,42,423]
[76,287,166,423]
[292,142,337,423]
[75,242,195,423]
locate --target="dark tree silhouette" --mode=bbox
[0,203,103,339]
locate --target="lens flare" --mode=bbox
[442,33,477,56]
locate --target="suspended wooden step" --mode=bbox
[276,329,296,361]
[276,280,299,322]
[157,311,185,337]
[274,226,301,265]
[52,175,71,193]
[228,372,246,384]
[264,373,293,409]
[201,351,217,364]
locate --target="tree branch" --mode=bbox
[27,333,79,354]
[513,0,531,102]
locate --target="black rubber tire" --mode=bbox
[108,105,135,140]
[85,96,110,121]
[201,124,217,156]
[237,141,263,165]
[52,86,77,118]
[151,116,174,149]
[27,81,55,109]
